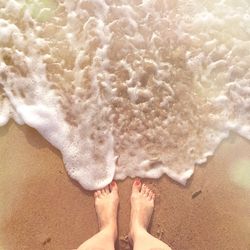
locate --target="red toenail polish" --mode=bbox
[111,181,116,187]
[135,179,141,185]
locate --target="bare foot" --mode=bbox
[129,179,155,242]
[94,181,119,240]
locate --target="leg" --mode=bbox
[77,181,119,250]
[129,180,172,250]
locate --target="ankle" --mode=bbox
[100,224,118,241]
[129,224,148,243]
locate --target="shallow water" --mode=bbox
[0,0,250,190]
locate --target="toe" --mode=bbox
[104,186,110,193]
[145,187,150,197]
[110,181,118,193]
[101,189,106,196]
[132,178,142,193]
[152,193,156,201]
[149,191,154,200]
[141,184,147,195]
[96,190,102,198]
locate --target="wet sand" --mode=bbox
[0,121,250,250]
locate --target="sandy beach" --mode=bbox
[1,1,250,249]
[0,121,250,250]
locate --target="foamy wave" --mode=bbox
[0,0,249,190]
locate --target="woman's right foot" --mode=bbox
[94,181,119,241]
[129,179,155,242]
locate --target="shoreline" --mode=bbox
[0,122,250,249]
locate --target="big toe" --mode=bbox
[132,178,142,193]
[109,181,118,194]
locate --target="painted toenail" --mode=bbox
[135,178,141,185]
[111,181,116,187]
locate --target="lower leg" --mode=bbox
[129,180,172,250]
[132,229,171,250]
[77,228,115,250]
[77,226,115,250]
[77,182,119,250]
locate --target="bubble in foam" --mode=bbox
[0,0,250,190]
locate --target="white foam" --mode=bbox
[0,98,10,126]
[0,0,250,190]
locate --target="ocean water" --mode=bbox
[0,0,249,190]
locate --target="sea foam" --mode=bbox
[0,0,249,190]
